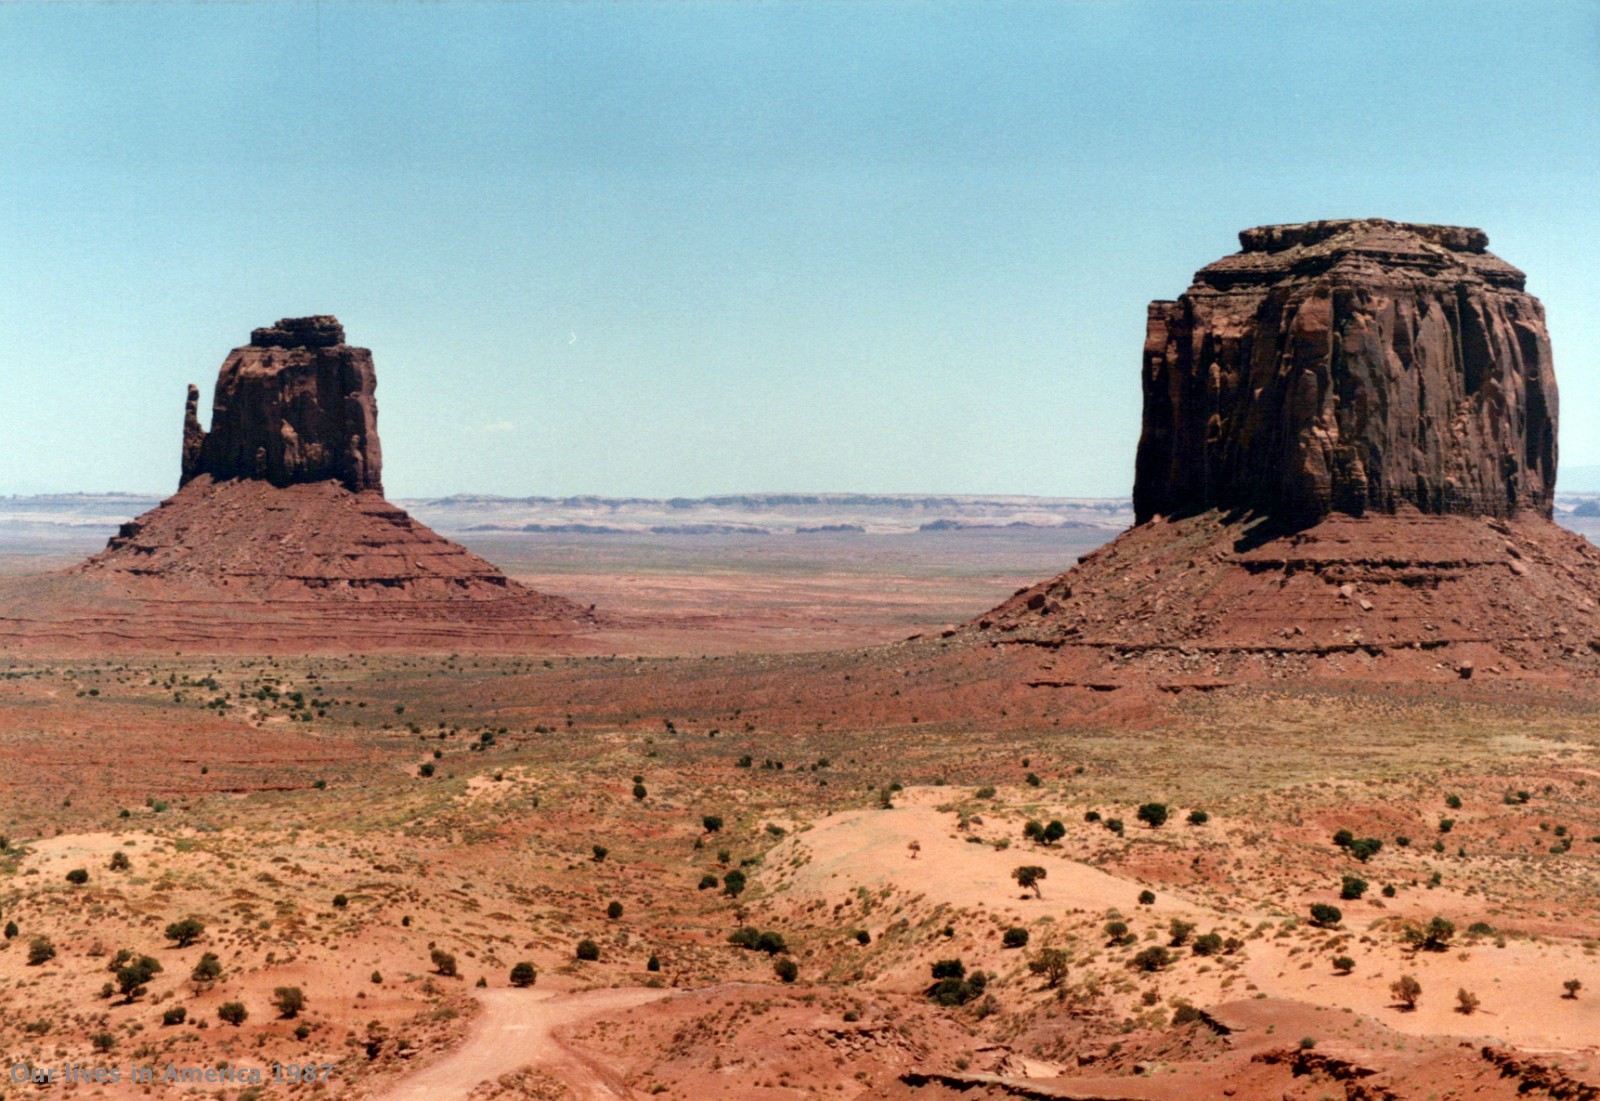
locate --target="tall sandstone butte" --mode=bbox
[24,316,590,651]
[181,315,383,493]
[1134,219,1557,527]
[972,220,1600,685]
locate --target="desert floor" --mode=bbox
[1,530,1598,1099]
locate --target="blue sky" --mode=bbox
[2,1,1596,498]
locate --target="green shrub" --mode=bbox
[1187,809,1209,826]
[607,901,623,920]
[1131,946,1172,972]
[109,851,131,872]
[162,1006,187,1026]
[509,962,537,987]
[191,952,222,984]
[166,918,204,947]
[722,870,747,897]
[431,948,458,976]
[217,1001,248,1026]
[1138,890,1156,905]
[27,937,55,965]
[774,957,798,983]
[1136,803,1169,829]
[1339,876,1367,900]
[65,868,89,885]
[1309,903,1343,928]
[1332,956,1355,974]
[1002,927,1030,949]
[575,939,601,961]
[271,986,306,1018]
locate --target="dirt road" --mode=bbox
[373,986,671,1101]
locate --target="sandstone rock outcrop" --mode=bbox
[181,316,382,493]
[1135,219,1557,527]
[7,317,593,651]
[973,220,1600,686]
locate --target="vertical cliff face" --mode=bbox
[182,316,384,494]
[1133,219,1556,526]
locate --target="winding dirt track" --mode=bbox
[373,987,671,1101]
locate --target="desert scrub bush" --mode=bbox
[722,870,747,897]
[575,939,601,961]
[1138,890,1156,906]
[697,874,719,890]
[1002,927,1030,949]
[774,957,799,983]
[1340,876,1367,900]
[509,962,537,987]
[1104,921,1133,947]
[607,901,623,920]
[108,851,131,872]
[1308,904,1342,929]
[1012,865,1047,898]
[217,1001,248,1026]
[702,815,724,833]
[1402,916,1455,952]
[1028,947,1069,987]
[1191,932,1223,957]
[65,868,89,885]
[165,918,204,947]
[116,955,162,1001]
[1168,919,1195,946]
[1391,974,1421,1009]
[1131,946,1172,972]
[271,986,306,1018]
[1333,956,1356,974]
[191,952,222,985]
[1456,987,1480,1014]
[1186,809,1209,826]
[1136,802,1169,828]
[27,937,55,965]
[975,786,997,800]
[592,844,608,862]
[161,1006,187,1026]
[431,948,459,976]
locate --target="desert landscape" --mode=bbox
[1,217,1599,1101]
[5,4,1597,1099]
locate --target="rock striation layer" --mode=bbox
[181,316,382,493]
[1135,219,1557,527]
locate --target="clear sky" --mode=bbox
[2,1,1596,499]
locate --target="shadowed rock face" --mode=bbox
[1134,219,1557,526]
[181,316,383,493]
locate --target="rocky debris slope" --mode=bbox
[1135,219,1556,527]
[973,221,1599,685]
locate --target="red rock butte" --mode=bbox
[972,220,1600,687]
[0,317,590,652]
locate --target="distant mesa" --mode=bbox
[0,317,589,652]
[974,220,1600,685]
